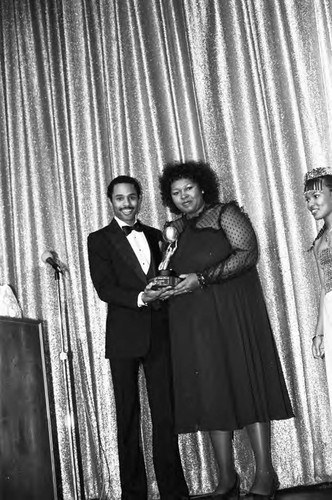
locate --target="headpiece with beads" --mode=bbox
[304,167,332,193]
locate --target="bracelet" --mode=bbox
[196,272,207,289]
[312,334,324,341]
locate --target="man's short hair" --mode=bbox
[107,175,142,200]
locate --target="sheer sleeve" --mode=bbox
[202,202,258,284]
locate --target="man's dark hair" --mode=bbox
[159,160,220,214]
[107,175,142,200]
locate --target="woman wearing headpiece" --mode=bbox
[157,161,294,500]
[304,167,332,409]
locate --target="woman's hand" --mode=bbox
[158,286,175,301]
[312,335,324,359]
[142,282,172,303]
[172,273,200,296]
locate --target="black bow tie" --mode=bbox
[122,221,143,236]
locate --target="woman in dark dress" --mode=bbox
[158,161,294,500]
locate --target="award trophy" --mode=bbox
[150,226,181,290]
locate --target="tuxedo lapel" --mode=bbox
[142,226,161,279]
[107,219,147,283]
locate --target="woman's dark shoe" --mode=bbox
[212,473,240,499]
[244,474,280,500]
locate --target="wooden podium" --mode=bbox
[0,317,58,499]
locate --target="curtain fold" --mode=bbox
[1,1,332,498]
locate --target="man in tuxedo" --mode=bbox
[87,175,188,500]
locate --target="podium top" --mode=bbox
[0,316,41,326]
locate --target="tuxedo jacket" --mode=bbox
[88,218,168,358]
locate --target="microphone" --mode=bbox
[41,251,63,274]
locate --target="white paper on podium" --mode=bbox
[0,285,22,318]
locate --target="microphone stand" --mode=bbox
[54,268,80,500]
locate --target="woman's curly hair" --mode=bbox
[159,160,220,214]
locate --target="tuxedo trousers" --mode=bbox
[109,311,188,500]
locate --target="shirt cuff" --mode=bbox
[138,291,147,307]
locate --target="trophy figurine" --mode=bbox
[150,225,181,290]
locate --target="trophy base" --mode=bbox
[149,273,181,290]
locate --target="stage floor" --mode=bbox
[192,482,332,499]
[276,483,332,499]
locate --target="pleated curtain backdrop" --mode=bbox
[1,0,332,498]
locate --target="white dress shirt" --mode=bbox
[115,216,151,306]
